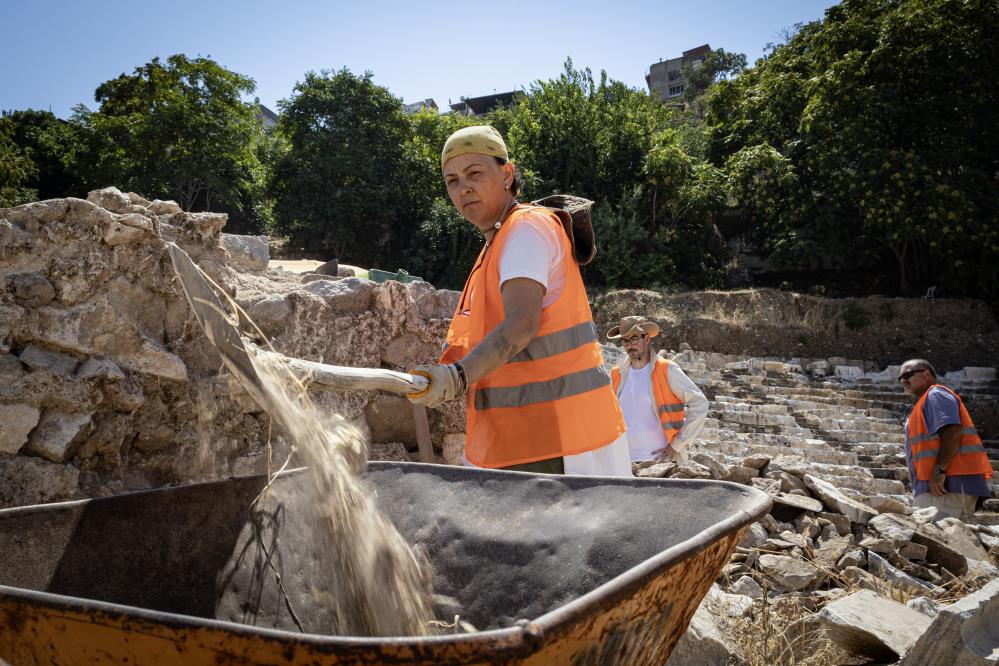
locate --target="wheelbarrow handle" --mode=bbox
[255,350,430,395]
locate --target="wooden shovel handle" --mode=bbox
[255,350,430,395]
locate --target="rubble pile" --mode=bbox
[652,349,999,665]
[0,189,464,507]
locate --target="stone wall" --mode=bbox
[592,288,999,372]
[0,189,464,508]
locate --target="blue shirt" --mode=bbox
[904,386,991,497]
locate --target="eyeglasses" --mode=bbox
[898,369,925,383]
[621,335,645,346]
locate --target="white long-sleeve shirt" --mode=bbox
[615,355,709,462]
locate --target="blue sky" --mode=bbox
[1,0,837,119]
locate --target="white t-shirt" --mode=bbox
[620,363,668,461]
[497,215,566,307]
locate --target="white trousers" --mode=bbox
[461,433,634,477]
[563,433,633,477]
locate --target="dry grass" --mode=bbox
[729,580,848,666]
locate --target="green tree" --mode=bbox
[271,68,415,265]
[706,0,999,297]
[0,117,38,207]
[682,48,748,103]
[2,110,77,200]
[71,55,267,229]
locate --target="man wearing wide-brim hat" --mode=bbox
[607,315,708,464]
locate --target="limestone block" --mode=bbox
[758,554,825,591]
[666,586,746,665]
[635,462,676,478]
[725,465,759,485]
[729,576,763,599]
[867,551,935,593]
[869,512,918,545]
[814,534,852,568]
[691,452,729,479]
[819,589,931,661]
[772,491,823,517]
[859,536,897,555]
[301,277,374,314]
[246,296,293,338]
[86,186,131,213]
[750,477,780,496]
[945,370,969,385]
[804,474,878,524]
[76,356,126,381]
[126,192,151,206]
[900,542,929,561]
[103,219,150,245]
[900,579,999,666]
[715,590,754,618]
[738,522,768,549]
[763,361,788,374]
[741,454,770,470]
[0,455,79,508]
[963,367,997,382]
[834,365,865,382]
[19,344,78,376]
[936,518,990,562]
[364,395,417,446]
[0,403,41,453]
[148,199,183,215]
[222,233,269,271]
[906,595,943,620]
[186,211,227,238]
[0,353,25,381]
[382,333,440,369]
[442,433,464,466]
[866,495,911,514]
[837,549,866,571]
[818,511,851,536]
[841,566,881,592]
[671,462,712,479]
[23,409,95,463]
[806,359,829,376]
[914,522,978,575]
[12,273,55,307]
[912,506,941,524]
[367,441,409,462]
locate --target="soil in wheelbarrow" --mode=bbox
[211,464,756,633]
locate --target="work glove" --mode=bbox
[407,363,464,408]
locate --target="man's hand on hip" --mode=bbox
[407,364,463,408]
[929,472,948,496]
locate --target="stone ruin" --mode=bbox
[0,187,465,507]
[2,189,998,664]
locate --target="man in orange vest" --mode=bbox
[407,125,630,476]
[899,358,993,520]
[607,316,708,465]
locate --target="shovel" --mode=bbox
[166,243,435,461]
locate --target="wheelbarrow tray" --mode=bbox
[0,461,770,665]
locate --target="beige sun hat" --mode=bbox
[441,125,509,168]
[606,315,660,340]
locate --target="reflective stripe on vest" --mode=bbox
[906,385,992,482]
[474,365,611,410]
[508,321,598,364]
[443,204,625,468]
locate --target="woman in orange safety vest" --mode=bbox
[406,126,627,475]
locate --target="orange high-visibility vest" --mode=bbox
[907,384,992,482]
[440,204,625,468]
[611,358,686,444]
